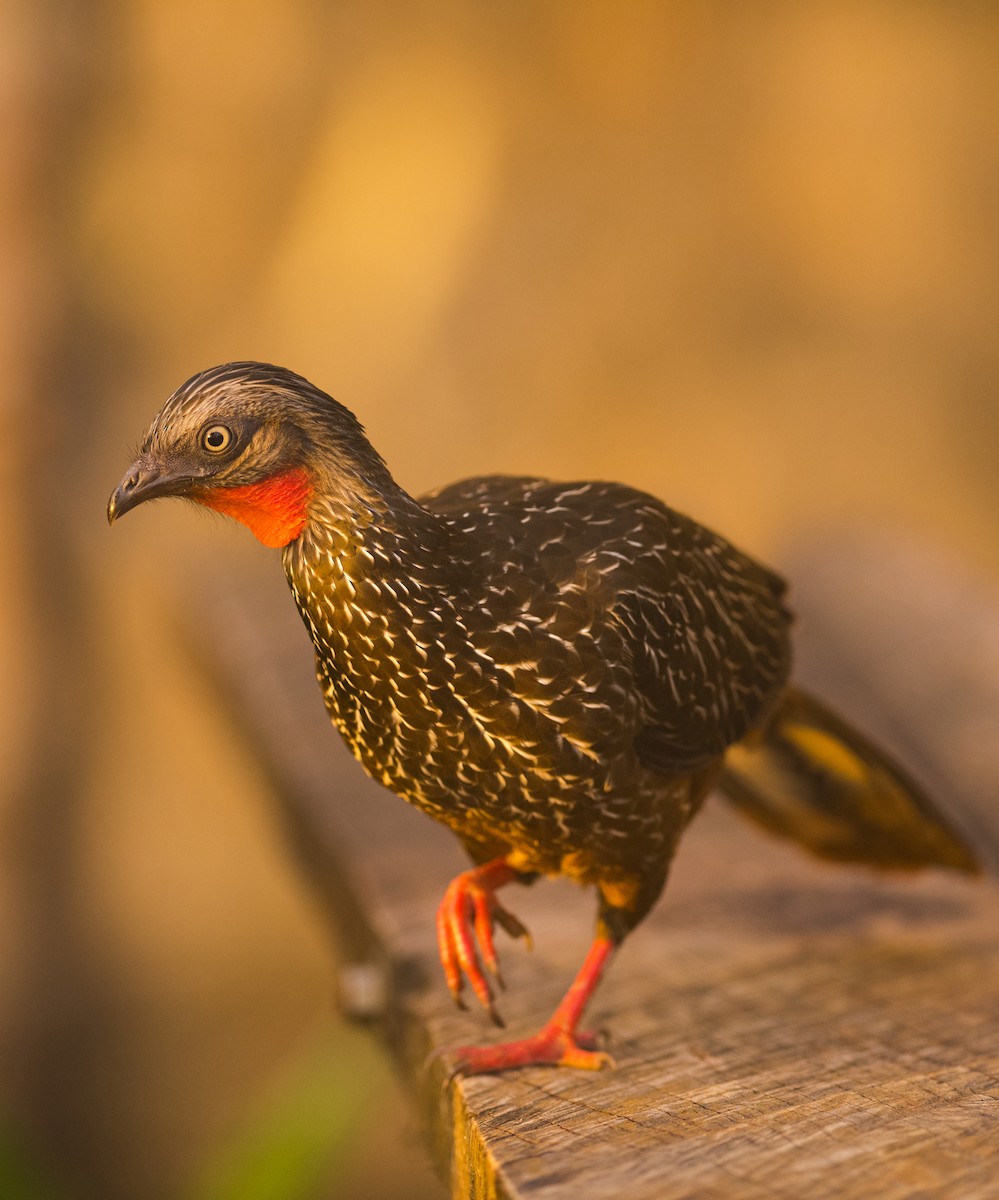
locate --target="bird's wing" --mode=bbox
[613,516,793,773]
[423,476,793,778]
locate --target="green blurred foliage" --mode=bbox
[0,1120,65,1200]
[187,1031,387,1200]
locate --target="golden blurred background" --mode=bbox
[2,2,998,1197]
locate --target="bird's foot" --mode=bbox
[444,1022,615,1076]
[430,934,617,1077]
[436,860,531,1025]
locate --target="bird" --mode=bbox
[108,361,979,1074]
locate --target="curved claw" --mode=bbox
[492,905,533,951]
[435,860,528,1024]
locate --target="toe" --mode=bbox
[443,1028,616,1076]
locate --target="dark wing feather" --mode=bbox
[619,516,793,773]
[423,476,793,778]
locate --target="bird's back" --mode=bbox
[423,475,793,779]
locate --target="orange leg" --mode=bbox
[448,935,616,1074]
[435,858,532,1026]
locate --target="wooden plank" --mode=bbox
[179,536,999,1200]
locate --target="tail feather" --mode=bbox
[718,687,980,874]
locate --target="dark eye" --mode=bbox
[201,425,233,453]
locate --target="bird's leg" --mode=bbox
[435,857,532,1026]
[447,935,616,1074]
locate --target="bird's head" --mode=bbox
[107,362,390,548]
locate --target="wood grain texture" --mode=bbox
[181,533,999,1199]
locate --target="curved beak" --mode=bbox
[107,456,191,525]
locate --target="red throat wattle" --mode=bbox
[195,467,313,548]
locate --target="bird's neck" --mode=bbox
[282,474,456,601]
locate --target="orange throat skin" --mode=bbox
[194,467,313,548]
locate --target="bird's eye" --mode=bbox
[201,425,234,453]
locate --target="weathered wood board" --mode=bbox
[182,533,999,1199]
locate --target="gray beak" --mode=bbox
[107,456,191,524]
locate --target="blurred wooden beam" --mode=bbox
[0,4,129,1194]
[182,533,999,1199]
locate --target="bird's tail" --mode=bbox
[717,687,980,874]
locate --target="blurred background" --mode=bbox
[2,2,998,1197]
